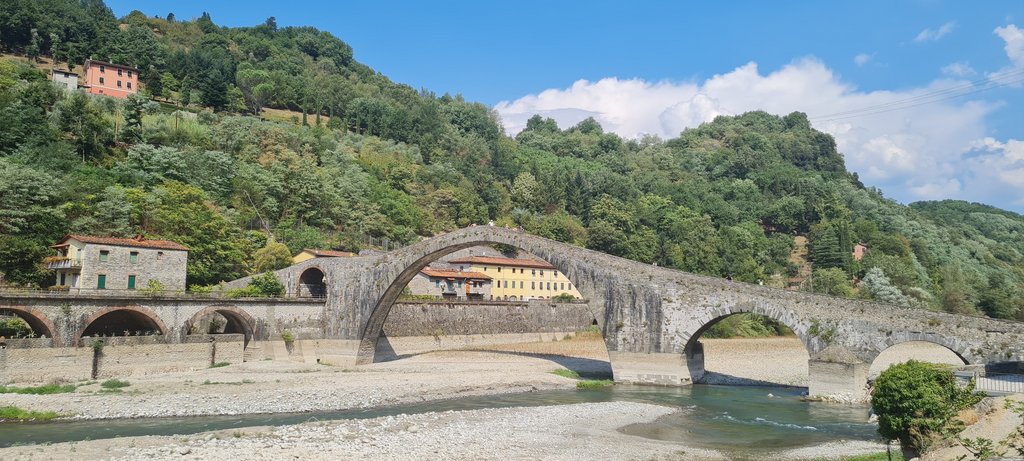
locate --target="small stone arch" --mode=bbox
[76,305,168,344]
[0,306,57,340]
[184,305,257,347]
[866,332,973,369]
[683,302,815,356]
[298,266,327,298]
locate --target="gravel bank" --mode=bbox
[1,402,725,461]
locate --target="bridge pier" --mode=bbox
[608,350,698,386]
[807,356,869,400]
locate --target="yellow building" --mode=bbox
[293,248,356,264]
[447,256,582,301]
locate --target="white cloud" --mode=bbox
[854,53,873,66]
[493,58,1022,209]
[989,25,1024,87]
[942,61,976,77]
[995,25,1024,67]
[914,21,957,43]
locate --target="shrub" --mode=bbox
[871,360,984,456]
[249,272,284,297]
[0,406,58,421]
[552,293,576,302]
[576,379,613,390]
[209,362,230,368]
[100,379,130,389]
[0,316,32,337]
[281,329,295,343]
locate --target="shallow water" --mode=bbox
[0,384,878,452]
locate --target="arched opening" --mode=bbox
[298,267,327,298]
[365,242,608,378]
[868,340,969,379]
[0,307,56,339]
[185,306,256,348]
[80,307,166,339]
[686,310,810,387]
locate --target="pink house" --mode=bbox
[853,243,868,262]
[83,60,139,99]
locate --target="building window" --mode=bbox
[532,269,536,276]
[60,273,66,285]
[130,251,139,264]
[531,282,535,289]
[127,82,132,89]
[99,250,109,262]
[100,65,105,73]
[547,282,552,290]
[540,270,545,277]
[117,80,122,87]
[97,274,106,289]
[157,251,164,260]
[561,283,565,290]
[497,267,501,272]
[117,69,122,76]
[99,77,105,84]
[128,71,133,78]
[483,267,487,272]
[434,280,440,288]
[520,281,524,288]
[127,275,136,289]
[503,280,508,288]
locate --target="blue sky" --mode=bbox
[108,1,1024,212]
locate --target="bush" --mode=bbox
[552,293,576,302]
[281,329,295,343]
[249,272,284,297]
[100,379,130,389]
[0,316,32,337]
[0,406,58,421]
[871,360,984,456]
[0,383,76,394]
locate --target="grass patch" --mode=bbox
[100,379,130,390]
[209,362,231,368]
[0,406,59,422]
[0,383,76,395]
[551,369,581,379]
[576,379,614,390]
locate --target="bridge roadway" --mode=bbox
[4,226,1024,398]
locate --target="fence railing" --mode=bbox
[974,372,1024,395]
[0,287,325,301]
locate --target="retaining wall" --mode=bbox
[0,334,244,383]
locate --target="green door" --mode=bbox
[127,275,136,289]
[97,274,106,289]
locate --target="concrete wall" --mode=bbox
[0,334,243,383]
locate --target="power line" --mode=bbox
[809,69,1024,122]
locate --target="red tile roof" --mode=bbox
[302,249,356,258]
[447,256,556,270]
[420,267,491,280]
[55,235,189,251]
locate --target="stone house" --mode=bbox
[82,60,139,99]
[50,69,79,90]
[406,267,492,299]
[48,235,188,292]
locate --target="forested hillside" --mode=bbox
[0,1,1021,321]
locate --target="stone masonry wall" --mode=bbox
[78,245,188,292]
[382,300,596,337]
[0,334,243,383]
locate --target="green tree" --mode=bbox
[861,267,910,306]
[252,240,293,273]
[810,267,854,297]
[872,360,983,457]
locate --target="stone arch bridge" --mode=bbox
[6,226,1024,397]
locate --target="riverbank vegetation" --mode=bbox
[0,406,59,422]
[1,1,1023,330]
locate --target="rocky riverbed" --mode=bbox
[0,336,962,459]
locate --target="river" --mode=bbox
[0,384,878,455]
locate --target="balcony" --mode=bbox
[45,257,82,270]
